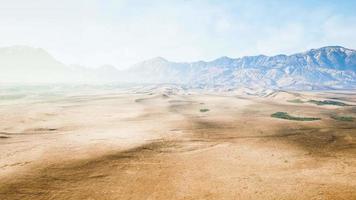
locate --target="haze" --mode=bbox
[1,0,356,68]
[1,1,356,200]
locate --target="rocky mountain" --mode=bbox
[126,46,356,90]
[0,45,355,90]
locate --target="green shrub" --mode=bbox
[200,108,210,112]
[308,100,349,106]
[271,112,320,121]
[287,99,304,103]
[331,115,354,122]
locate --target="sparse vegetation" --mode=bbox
[200,108,209,112]
[287,99,304,103]
[308,100,349,106]
[271,112,321,121]
[331,115,354,122]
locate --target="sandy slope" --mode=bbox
[0,88,356,200]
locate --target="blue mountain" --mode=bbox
[126,46,356,90]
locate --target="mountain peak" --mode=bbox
[0,45,53,60]
[309,45,353,52]
[149,56,168,62]
[0,45,355,88]
[212,56,233,62]
[127,45,356,89]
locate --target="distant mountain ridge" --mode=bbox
[0,45,355,90]
[0,46,120,83]
[126,46,356,90]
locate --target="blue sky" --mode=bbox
[0,0,355,68]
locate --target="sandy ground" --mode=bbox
[0,86,356,200]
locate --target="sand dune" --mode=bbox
[0,86,356,199]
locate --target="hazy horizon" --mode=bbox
[1,0,356,69]
[1,2,356,199]
[1,44,354,68]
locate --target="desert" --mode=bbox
[0,85,355,200]
[2,1,356,199]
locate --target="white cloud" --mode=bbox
[0,0,355,68]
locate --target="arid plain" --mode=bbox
[0,85,356,200]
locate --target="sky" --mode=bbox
[0,0,356,69]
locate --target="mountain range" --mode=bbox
[0,45,355,90]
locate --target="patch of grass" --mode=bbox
[271,112,321,121]
[200,108,210,112]
[308,100,349,106]
[331,115,354,122]
[287,99,304,103]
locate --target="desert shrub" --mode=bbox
[271,112,320,121]
[308,100,349,106]
[287,99,304,103]
[331,115,354,122]
[200,108,210,112]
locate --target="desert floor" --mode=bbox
[0,86,356,200]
